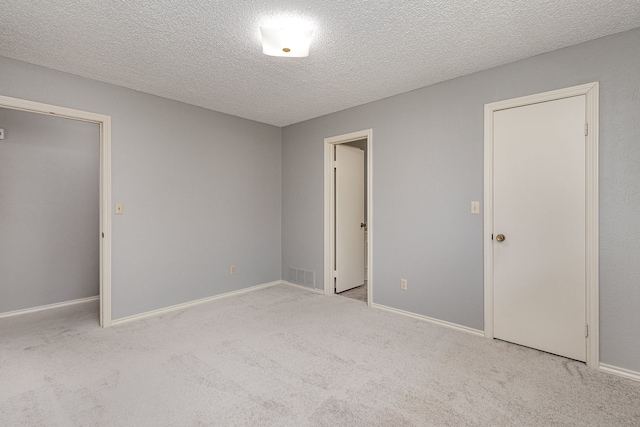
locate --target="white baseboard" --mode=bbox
[600,363,640,382]
[281,280,325,294]
[0,296,99,319]
[111,281,281,326]
[371,303,484,337]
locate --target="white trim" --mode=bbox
[0,296,99,319]
[483,97,495,340]
[111,281,281,325]
[281,280,325,294]
[324,129,373,306]
[0,94,113,328]
[483,82,599,368]
[100,116,113,328]
[600,363,640,382]
[372,303,484,337]
[584,86,600,368]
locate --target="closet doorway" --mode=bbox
[0,95,112,327]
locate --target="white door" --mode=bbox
[493,95,586,361]
[335,144,365,293]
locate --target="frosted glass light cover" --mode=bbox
[260,26,313,57]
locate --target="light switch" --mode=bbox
[115,203,123,215]
[471,201,480,214]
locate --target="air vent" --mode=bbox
[288,267,315,287]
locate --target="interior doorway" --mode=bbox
[324,129,373,306]
[483,83,599,368]
[0,95,112,327]
[335,142,365,301]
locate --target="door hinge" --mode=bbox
[333,270,338,278]
[332,160,337,168]
[585,323,589,337]
[102,232,104,238]
[584,123,588,136]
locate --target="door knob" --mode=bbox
[496,234,505,242]
[360,223,367,228]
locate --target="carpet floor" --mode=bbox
[337,283,367,303]
[1,284,639,426]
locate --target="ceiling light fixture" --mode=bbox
[260,26,313,57]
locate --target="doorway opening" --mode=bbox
[324,129,372,306]
[483,83,599,368]
[0,95,112,327]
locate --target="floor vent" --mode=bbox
[288,267,315,287]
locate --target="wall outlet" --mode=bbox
[115,203,123,215]
[400,278,407,290]
[230,265,236,275]
[471,201,480,214]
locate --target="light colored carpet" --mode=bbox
[1,284,639,426]
[338,284,367,303]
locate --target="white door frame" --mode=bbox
[483,83,599,367]
[0,95,113,328]
[324,129,373,306]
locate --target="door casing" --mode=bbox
[483,83,599,368]
[324,129,373,306]
[0,95,113,327]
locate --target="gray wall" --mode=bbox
[0,56,282,320]
[281,28,640,372]
[0,109,99,312]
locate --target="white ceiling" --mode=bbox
[1,1,639,127]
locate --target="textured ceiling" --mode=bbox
[1,1,639,127]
